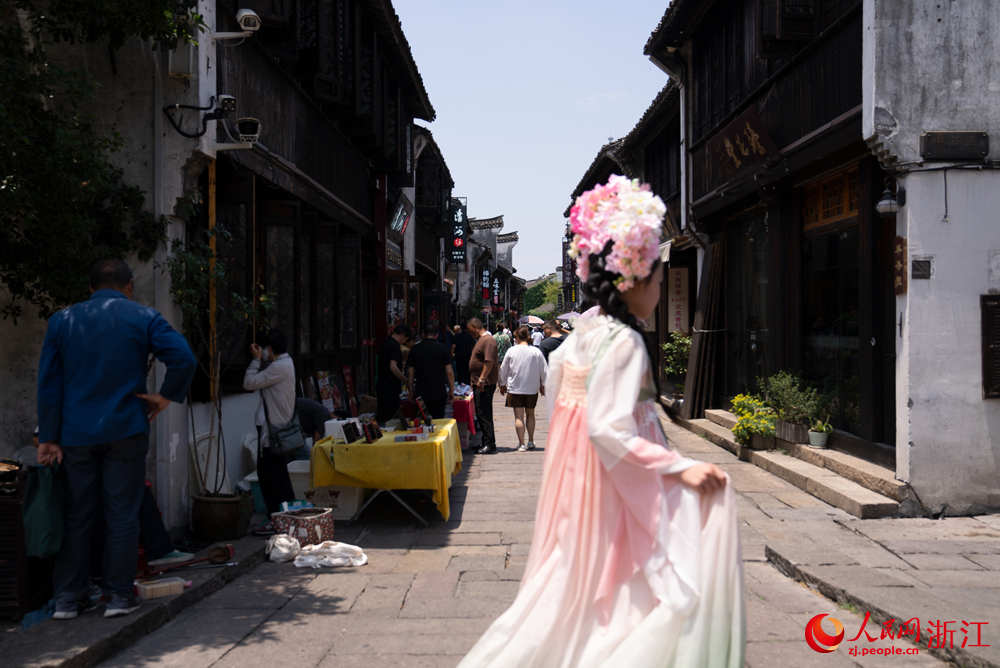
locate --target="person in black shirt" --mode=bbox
[452,324,476,385]
[539,320,568,362]
[377,325,410,424]
[407,322,455,419]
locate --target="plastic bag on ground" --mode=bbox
[293,541,368,568]
[265,533,300,562]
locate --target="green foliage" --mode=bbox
[731,405,776,446]
[661,331,691,379]
[524,277,556,314]
[163,219,272,378]
[730,393,767,418]
[758,371,819,426]
[809,418,833,434]
[0,2,204,319]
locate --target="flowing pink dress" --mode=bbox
[459,316,745,667]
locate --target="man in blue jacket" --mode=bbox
[37,259,196,619]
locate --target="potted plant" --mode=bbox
[662,331,691,398]
[164,197,273,541]
[808,418,833,448]
[730,395,776,450]
[759,371,818,444]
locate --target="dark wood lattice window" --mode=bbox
[982,295,1000,398]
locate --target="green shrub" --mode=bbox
[730,393,767,418]
[662,331,692,379]
[732,406,776,445]
[758,371,819,426]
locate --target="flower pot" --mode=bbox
[749,434,775,451]
[776,420,809,444]
[191,493,253,542]
[808,431,830,448]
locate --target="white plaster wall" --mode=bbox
[897,169,1000,514]
[864,0,1000,163]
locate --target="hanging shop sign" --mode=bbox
[701,107,778,194]
[492,277,501,305]
[450,201,468,264]
[389,195,414,234]
[481,267,491,302]
[894,236,908,295]
[668,267,689,333]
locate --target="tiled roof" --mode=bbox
[368,1,436,121]
[563,138,631,217]
[621,81,679,152]
[644,0,704,56]
[414,124,454,188]
[496,232,519,243]
[469,215,504,230]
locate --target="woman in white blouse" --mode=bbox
[498,326,548,452]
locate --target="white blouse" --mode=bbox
[498,343,548,395]
[545,315,694,474]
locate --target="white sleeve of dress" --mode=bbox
[586,329,695,474]
[544,344,565,415]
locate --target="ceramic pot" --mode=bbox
[808,431,830,448]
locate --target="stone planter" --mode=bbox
[748,434,776,450]
[776,420,809,444]
[808,430,830,448]
[191,493,253,542]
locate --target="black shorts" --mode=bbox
[505,393,538,409]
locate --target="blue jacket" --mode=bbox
[37,289,196,446]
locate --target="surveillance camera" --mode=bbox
[236,117,261,144]
[236,9,261,32]
[217,95,237,113]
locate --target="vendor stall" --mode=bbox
[310,418,462,524]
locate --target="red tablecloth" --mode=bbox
[452,395,476,434]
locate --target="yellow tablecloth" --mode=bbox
[310,419,463,521]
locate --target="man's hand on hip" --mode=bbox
[137,393,171,421]
[37,442,63,466]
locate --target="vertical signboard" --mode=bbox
[668,267,689,332]
[481,267,491,303]
[450,200,468,264]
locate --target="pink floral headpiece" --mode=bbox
[568,174,665,291]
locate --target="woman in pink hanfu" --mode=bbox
[459,176,745,667]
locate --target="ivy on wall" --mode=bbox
[0,1,204,319]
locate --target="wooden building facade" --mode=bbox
[646,0,896,463]
[211,0,435,396]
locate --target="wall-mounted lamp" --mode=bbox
[876,181,905,218]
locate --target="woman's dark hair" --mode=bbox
[514,326,531,342]
[581,241,668,412]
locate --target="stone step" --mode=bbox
[687,418,742,458]
[704,408,737,430]
[781,440,909,503]
[749,450,899,519]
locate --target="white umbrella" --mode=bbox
[519,315,544,325]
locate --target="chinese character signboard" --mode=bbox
[492,277,501,305]
[668,268,689,333]
[481,267,491,303]
[450,201,468,264]
[894,236,907,295]
[699,107,779,196]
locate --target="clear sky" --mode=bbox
[394,1,670,282]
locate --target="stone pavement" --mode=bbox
[664,418,1000,668]
[69,393,977,667]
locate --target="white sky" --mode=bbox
[394,1,670,281]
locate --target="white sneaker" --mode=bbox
[517,443,528,452]
[526,442,536,451]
